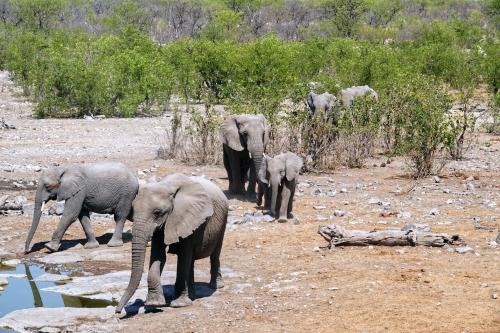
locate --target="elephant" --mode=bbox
[306,92,338,121]
[115,174,227,313]
[220,114,270,197]
[339,85,378,108]
[24,161,139,253]
[257,152,303,222]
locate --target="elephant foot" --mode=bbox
[246,192,257,201]
[84,240,100,249]
[44,241,60,253]
[107,238,123,247]
[145,292,166,307]
[209,277,225,290]
[277,216,288,223]
[170,295,193,308]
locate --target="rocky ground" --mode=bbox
[0,71,499,332]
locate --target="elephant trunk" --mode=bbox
[270,177,280,217]
[249,140,264,183]
[115,221,151,313]
[24,186,46,253]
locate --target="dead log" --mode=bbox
[318,224,462,249]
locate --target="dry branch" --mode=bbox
[318,224,461,249]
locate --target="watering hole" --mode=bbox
[0,262,113,318]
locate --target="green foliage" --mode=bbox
[9,0,67,31]
[201,9,244,42]
[388,76,455,178]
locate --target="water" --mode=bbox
[0,263,112,318]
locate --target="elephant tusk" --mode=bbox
[40,201,45,212]
[249,152,253,158]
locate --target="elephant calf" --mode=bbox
[116,174,227,313]
[257,152,303,222]
[24,161,139,253]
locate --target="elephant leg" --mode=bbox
[209,236,224,290]
[278,182,292,222]
[78,209,99,249]
[145,230,167,307]
[108,213,126,247]
[45,196,83,252]
[247,162,257,197]
[287,181,296,219]
[256,182,265,206]
[223,146,233,192]
[171,241,194,308]
[228,152,243,194]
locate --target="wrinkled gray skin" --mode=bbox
[306,92,338,121]
[115,174,227,313]
[339,85,378,108]
[24,161,138,253]
[257,152,303,222]
[220,114,270,198]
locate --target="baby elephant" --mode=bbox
[24,161,138,253]
[257,152,303,222]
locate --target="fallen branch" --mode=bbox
[318,224,462,249]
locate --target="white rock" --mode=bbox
[2,258,21,266]
[0,307,120,333]
[38,253,84,264]
[443,188,450,193]
[0,273,26,279]
[313,246,320,252]
[455,246,474,254]
[368,198,382,205]
[340,188,348,193]
[466,182,475,192]
[34,273,72,282]
[315,216,328,221]
[313,205,326,210]
[430,208,440,216]
[433,176,441,183]
[492,293,498,300]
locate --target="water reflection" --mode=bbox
[0,263,113,318]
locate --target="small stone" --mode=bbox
[291,217,300,225]
[0,277,8,286]
[315,216,328,222]
[49,201,65,216]
[326,191,336,197]
[466,182,475,192]
[368,198,382,205]
[402,223,431,232]
[455,246,474,254]
[228,205,241,211]
[14,196,27,206]
[492,293,498,300]
[380,162,386,167]
[396,249,405,255]
[2,259,21,266]
[313,188,322,195]
[430,208,440,216]
[313,205,326,210]
[480,283,489,288]
[333,210,346,217]
[340,188,347,193]
[433,176,441,183]
[313,246,320,252]
[443,188,450,193]
[400,211,412,219]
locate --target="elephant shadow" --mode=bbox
[222,190,257,203]
[122,283,216,317]
[28,231,133,253]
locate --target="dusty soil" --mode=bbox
[1,71,499,333]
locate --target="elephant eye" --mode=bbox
[153,208,164,216]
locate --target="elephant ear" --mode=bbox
[57,168,84,201]
[163,174,214,246]
[258,156,269,184]
[220,116,244,151]
[285,153,303,182]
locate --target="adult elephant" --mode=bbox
[115,174,227,312]
[306,92,338,120]
[220,114,270,197]
[24,161,138,253]
[339,85,378,108]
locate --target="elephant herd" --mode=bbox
[23,86,376,313]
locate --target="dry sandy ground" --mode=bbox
[1,71,499,332]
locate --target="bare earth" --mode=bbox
[1,71,499,333]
